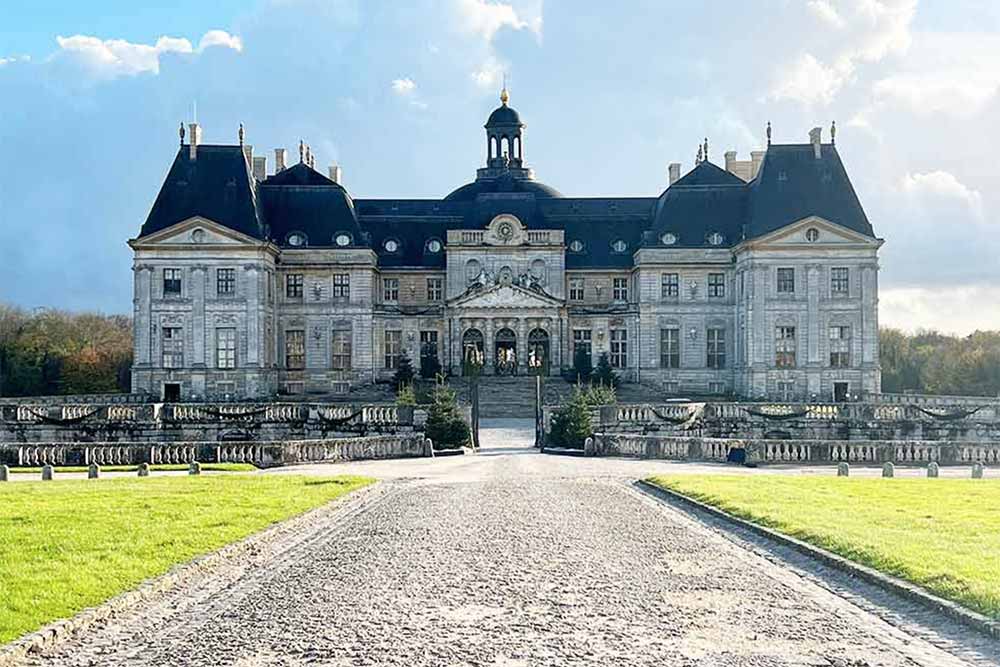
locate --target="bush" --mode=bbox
[572,346,592,383]
[548,387,592,449]
[424,379,470,450]
[392,354,416,391]
[396,384,416,407]
[592,352,619,389]
[580,382,616,408]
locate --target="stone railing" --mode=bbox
[591,432,1000,466]
[0,392,151,406]
[0,434,429,468]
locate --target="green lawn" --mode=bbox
[0,474,372,643]
[647,475,1000,619]
[8,463,257,474]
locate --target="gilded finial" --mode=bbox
[500,74,509,106]
[831,120,836,145]
[766,121,772,145]
[238,122,244,146]
[179,122,185,146]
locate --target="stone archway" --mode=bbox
[494,327,517,375]
[528,328,549,375]
[462,329,485,375]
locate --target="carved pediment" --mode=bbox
[450,283,562,310]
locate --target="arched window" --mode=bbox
[501,136,510,159]
[490,136,498,160]
[465,259,481,285]
[513,136,521,160]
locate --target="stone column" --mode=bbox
[191,266,207,367]
[517,318,529,369]
[861,264,877,365]
[485,318,495,375]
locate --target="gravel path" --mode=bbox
[21,420,1000,666]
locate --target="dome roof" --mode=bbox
[486,104,522,127]
[444,177,561,201]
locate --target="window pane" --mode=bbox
[285,330,305,369]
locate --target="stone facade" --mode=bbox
[130,93,882,402]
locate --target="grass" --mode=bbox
[647,475,1000,620]
[0,474,373,643]
[8,463,257,474]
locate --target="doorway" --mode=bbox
[833,382,849,402]
[494,328,517,375]
[528,328,549,375]
[163,383,181,402]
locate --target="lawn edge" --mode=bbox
[0,477,382,665]
[634,478,1000,641]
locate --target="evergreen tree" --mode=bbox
[392,353,416,391]
[424,379,471,450]
[592,352,619,388]
[572,345,592,383]
[548,387,593,448]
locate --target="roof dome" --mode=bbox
[486,104,522,126]
[444,176,561,201]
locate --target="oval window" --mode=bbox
[707,232,724,246]
[569,240,585,253]
[660,232,677,246]
[611,239,628,253]
[334,233,352,247]
[426,239,442,253]
[805,228,820,242]
[287,232,306,247]
[384,238,399,253]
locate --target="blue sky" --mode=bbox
[1,0,998,333]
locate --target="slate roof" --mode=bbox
[486,105,522,126]
[444,176,562,201]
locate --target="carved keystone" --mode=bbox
[88,464,100,479]
[138,463,150,477]
[0,464,8,482]
[836,462,849,477]
[972,462,984,479]
[881,462,894,478]
[42,465,54,481]
[189,461,202,475]
[927,462,939,478]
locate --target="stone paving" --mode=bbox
[20,419,1000,666]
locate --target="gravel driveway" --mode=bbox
[22,420,1000,666]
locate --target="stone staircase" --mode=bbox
[459,376,541,419]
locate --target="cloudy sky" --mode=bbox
[0,0,997,334]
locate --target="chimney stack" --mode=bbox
[253,156,267,181]
[724,151,737,173]
[243,143,253,164]
[668,163,681,186]
[188,123,202,160]
[274,148,287,173]
[328,163,342,184]
[809,127,822,159]
[750,151,765,179]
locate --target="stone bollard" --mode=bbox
[424,438,434,458]
[972,462,984,479]
[42,465,54,481]
[138,463,150,477]
[927,462,939,478]
[837,462,850,477]
[188,461,201,476]
[584,437,595,457]
[0,464,8,482]
[881,462,894,478]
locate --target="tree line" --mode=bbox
[1,302,999,399]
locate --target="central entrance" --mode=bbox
[495,327,517,375]
[528,328,549,375]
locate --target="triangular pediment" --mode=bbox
[450,283,563,309]
[744,216,883,249]
[129,216,265,248]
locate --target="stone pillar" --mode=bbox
[517,318,528,369]
[881,462,894,478]
[837,462,849,477]
[189,461,202,475]
[927,462,939,478]
[485,318,495,374]
[972,462,984,479]
[807,265,820,365]
[138,462,150,477]
[861,265,877,366]
[88,463,100,479]
[134,266,154,365]
[0,464,8,482]
[42,465,54,481]
[191,266,207,367]
[245,265,261,367]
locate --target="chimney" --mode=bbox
[668,162,681,186]
[253,156,267,181]
[188,123,202,160]
[750,151,765,179]
[809,127,822,159]
[274,148,287,173]
[328,163,342,184]
[243,143,253,163]
[724,151,737,174]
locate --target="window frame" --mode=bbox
[426,277,443,301]
[612,277,629,301]
[216,327,237,369]
[285,329,306,370]
[708,273,725,298]
[163,268,182,297]
[661,273,679,299]
[776,267,795,294]
[332,273,350,299]
[331,329,352,371]
[286,274,304,299]
[216,268,236,297]
[831,267,849,296]
[569,278,585,301]
[384,330,402,370]
[706,327,726,369]
[162,326,184,368]
[383,277,399,303]
[610,328,628,369]
[659,327,680,369]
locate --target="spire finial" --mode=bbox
[703,137,709,161]
[696,144,703,165]
[831,120,837,145]
[500,72,509,105]
[179,122,185,146]
[766,121,772,145]
[299,140,304,164]
[238,122,244,146]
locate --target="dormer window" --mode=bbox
[660,232,677,246]
[707,232,724,246]
[334,232,352,247]
[286,232,307,247]
[383,238,400,253]
[778,171,788,182]
[426,238,443,253]
[569,239,585,253]
[611,239,628,253]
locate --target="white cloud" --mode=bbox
[0,55,30,67]
[899,170,984,221]
[198,30,243,53]
[471,56,504,88]
[807,0,845,28]
[391,77,416,95]
[769,53,847,106]
[881,286,1000,334]
[454,0,540,42]
[53,30,241,80]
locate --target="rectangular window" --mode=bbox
[162,327,183,368]
[660,328,680,369]
[613,277,628,301]
[610,329,628,368]
[830,325,851,368]
[216,268,235,296]
[830,352,850,368]
[831,267,849,296]
[333,273,350,298]
[572,329,592,359]
[777,267,795,293]
[426,277,443,301]
[708,273,725,298]
[384,330,402,369]
[286,274,303,299]
[285,330,305,369]
[707,327,726,369]
[661,273,679,299]
[420,330,439,372]
[709,381,726,394]
[383,277,399,303]
[163,268,182,296]
[331,330,352,370]
[216,327,236,369]
[775,325,796,368]
[777,381,795,398]
[569,278,585,301]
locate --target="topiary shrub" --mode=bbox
[592,352,619,389]
[548,387,592,449]
[424,378,470,450]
